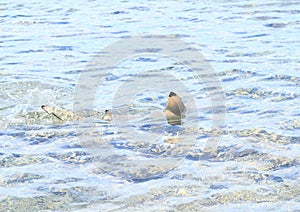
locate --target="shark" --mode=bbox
[41,92,185,125]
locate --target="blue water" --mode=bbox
[0,0,300,211]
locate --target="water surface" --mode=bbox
[0,0,299,211]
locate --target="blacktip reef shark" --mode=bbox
[41,92,185,125]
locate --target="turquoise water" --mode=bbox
[0,0,300,211]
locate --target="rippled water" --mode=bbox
[1,0,300,211]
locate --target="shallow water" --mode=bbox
[1,0,300,211]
